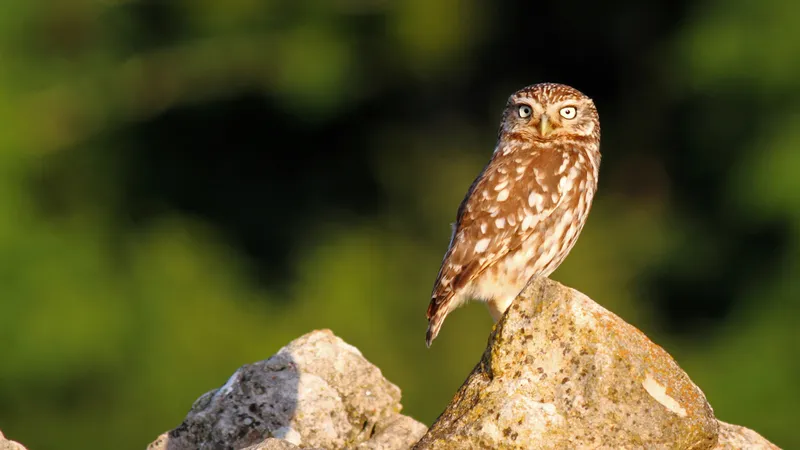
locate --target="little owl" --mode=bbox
[426,82,601,347]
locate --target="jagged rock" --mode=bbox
[0,431,27,450]
[714,421,780,450]
[413,277,780,450]
[148,329,426,450]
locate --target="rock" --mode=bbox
[238,415,427,450]
[413,277,780,450]
[714,421,780,449]
[0,431,27,450]
[356,415,428,450]
[242,438,311,450]
[148,329,426,450]
[146,282,778,450]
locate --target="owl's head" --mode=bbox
[501,83,599,142]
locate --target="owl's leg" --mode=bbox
[486,295,516,322]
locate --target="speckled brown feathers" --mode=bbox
[426,83,601,347]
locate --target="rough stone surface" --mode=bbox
[413,277,776,450]
[148,329,425,450]
[713,421,780,449]
[355,414,429,450]
[0,431,27,450]
[241,438,312,450]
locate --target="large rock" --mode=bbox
[148,329,426,450]
[0,431,27,450]
[413,277,779,450]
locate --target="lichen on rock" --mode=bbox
[413,277,777,450]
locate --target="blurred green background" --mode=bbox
[0,0,798,449]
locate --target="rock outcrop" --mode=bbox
[144,278,779,450]
[148,330,426,450]
[413,277,779,450]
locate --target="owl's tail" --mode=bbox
[425,294,451,348]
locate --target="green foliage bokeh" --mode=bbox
[0,1,798,449]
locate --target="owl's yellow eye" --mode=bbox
[518,105,532,118]
[559,106,577,119]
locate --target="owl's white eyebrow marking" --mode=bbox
[474,238,490,253]
[497,189,509,201]
[495,218,505,228]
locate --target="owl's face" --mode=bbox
[501,83,599,142]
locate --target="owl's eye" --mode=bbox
[518,105,532,118]
[559,106,577,119]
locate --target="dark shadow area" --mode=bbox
[118,94,386,290]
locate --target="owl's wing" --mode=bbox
[426,153,565,346]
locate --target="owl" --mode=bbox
[426,82,601,347]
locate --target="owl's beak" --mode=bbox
[539,114,553,136]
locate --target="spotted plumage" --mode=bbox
[426,83,601,347]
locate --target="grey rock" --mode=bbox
[148,329,425,450]
[413,277,780,450]
[0,431,26,450]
